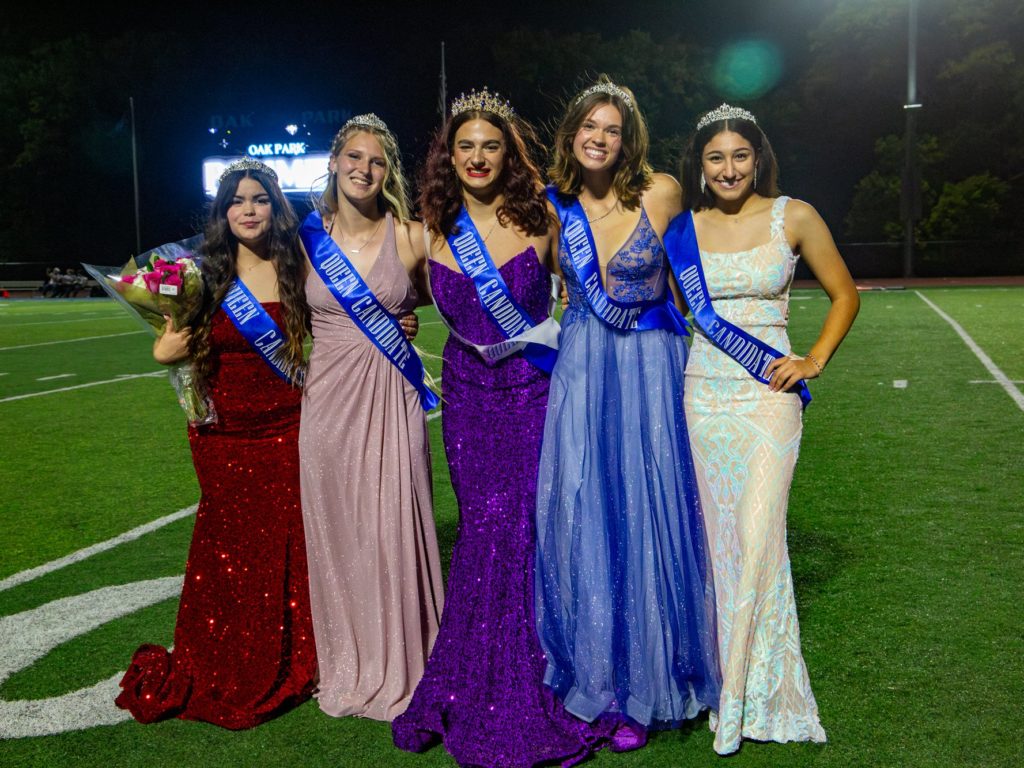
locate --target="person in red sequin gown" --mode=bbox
[115,160,317,729]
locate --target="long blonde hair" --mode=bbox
[320,119,411,222]
[549,76,653,209]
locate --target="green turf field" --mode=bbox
[1,288,1021,767]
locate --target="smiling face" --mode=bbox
[701,129,758,202]
[330,130,386,205]
[226,177,272,247]
[450,117,506,196]
[571,102,623,175]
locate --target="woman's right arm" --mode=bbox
[153,315,192,365]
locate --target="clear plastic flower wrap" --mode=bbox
[83,236,217,425]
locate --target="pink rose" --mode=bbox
[142,270,162,293]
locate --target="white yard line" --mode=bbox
[0,330,146,351]
[1,316,127,327]
[0,371,165,403]
[36,374,75,381]
[916,290,1024,412]
[0,505,197,592]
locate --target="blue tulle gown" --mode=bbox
[535,205,722,728]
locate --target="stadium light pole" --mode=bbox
[130,96,141,256]
[901,0,922,278]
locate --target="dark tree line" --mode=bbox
[2,0,1021,274]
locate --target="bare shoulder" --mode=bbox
[649,172,682,201]
[781,197,823,230]
[397,219,427,259]
[645,173,683,220]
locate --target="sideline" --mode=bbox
[0,505,197,592]
[0,331,146,352]
[915,290,1024,412]
[0,371,165,403]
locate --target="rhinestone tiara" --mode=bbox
[342,113,390,133]
[575,81,634,110]
[218,157,277,183]
[696,103,757,131]
[450,87,515,121]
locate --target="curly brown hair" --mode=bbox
[419,110,550,238]
[189,168,308,386]
[548,76,653,210]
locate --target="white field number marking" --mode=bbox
[0,577,183,738]
[0,505,197,736]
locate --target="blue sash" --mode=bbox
[546,188,688,334]
[662,211,811,407]
[444,207,559,373]
[300,211,439,411]
[221,277,299,385]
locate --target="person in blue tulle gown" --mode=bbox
[536,76,722,730]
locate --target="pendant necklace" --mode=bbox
[331,214,384,253]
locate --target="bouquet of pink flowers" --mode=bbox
[84,236,216,425]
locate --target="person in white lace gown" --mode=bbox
[678,105,859,755]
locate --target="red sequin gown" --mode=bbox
[116,304,317,729]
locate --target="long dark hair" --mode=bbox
[680,116,780,211]
[190,168,308,385]
[419,110,550,237]
[548,76,652,210]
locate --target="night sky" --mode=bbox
[9,0,836,255]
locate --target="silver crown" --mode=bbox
[218,157,278,183]
[696,103,757,131]
[450,87,515,121]
[343,113,390,133]
[575,81,634,110]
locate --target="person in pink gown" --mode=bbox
[298,113,444,721]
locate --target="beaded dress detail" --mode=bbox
[536,205,721,727]
[684,196,826,754]
[395,248,646,766]
[116,303,317,729]
[299,214,444,721]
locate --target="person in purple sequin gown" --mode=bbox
[392,89,642,768]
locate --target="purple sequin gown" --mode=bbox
[392,249,634,767]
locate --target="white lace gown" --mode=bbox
[683,197,826,754]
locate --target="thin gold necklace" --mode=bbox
[581,198,617,224]
[332,215,384,253]
[476,215,500,242]
[238,257,269,273]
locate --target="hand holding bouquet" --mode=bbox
[83,236,217,425]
